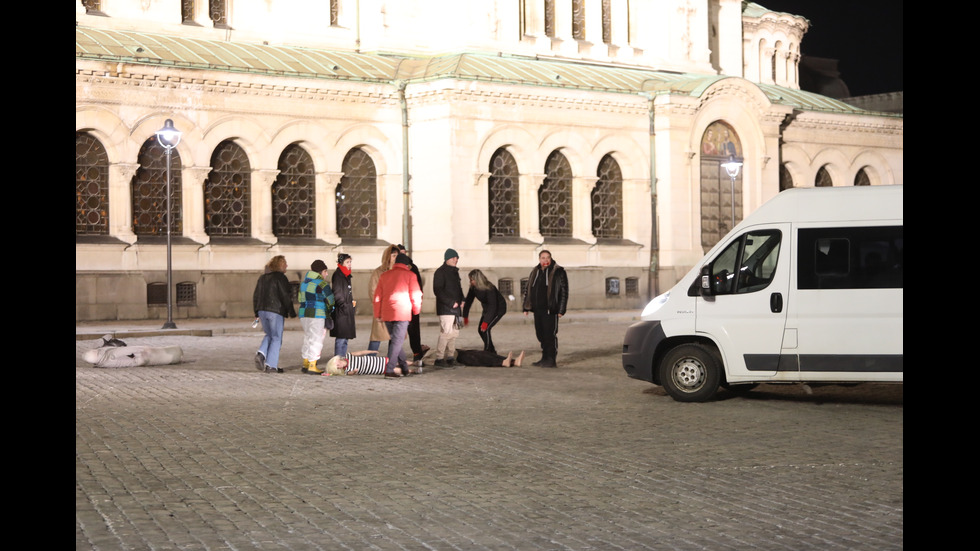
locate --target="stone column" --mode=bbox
[109,162,138,243]
[251,168,280,244]
[320,172,343,244]
[182,166,212,244]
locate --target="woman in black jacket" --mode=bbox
[462,269,508,354]
[252,255,297,373]
[330,253,357,358]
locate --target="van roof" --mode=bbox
[746,185,903,226]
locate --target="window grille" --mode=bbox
[572,0,585,40]
[625,277,639,297]
[176,282,197,306]
[592,154,623,239]
[540,151,572,237]
[854,169,871,186]
[337,148,377,239]
[273,144,316,237]
[205,140,251,237]
[498,278,514,298]
[699,121,742,250]
[489,148,520,238]
[76,132,109,236]
[133,136,183,237]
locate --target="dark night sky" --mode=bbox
[754,1,904,97]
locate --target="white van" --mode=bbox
[622,185,903,402]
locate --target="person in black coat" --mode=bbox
[252,255,297,373]
[462,269,508,354]
[521,250,568,368]
[330,253,357,358]
[432,248,464,367]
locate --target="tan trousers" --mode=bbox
[436,314,460,359]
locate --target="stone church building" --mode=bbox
[75,0,903,321]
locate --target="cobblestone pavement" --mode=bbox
[76,312,903,550]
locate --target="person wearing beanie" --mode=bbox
[432,248,464,368]
[330,253,357,358]
[298,260,335,374]
[373,252,423,376]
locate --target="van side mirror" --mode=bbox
[699,266,714,296]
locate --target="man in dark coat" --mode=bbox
[432,248,464,367]
[521,250,568,367]
[330,253,357,358]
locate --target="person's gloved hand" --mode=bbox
[464,317,469,326]
[480,322,488,331]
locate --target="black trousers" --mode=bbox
[478,313,504,353]
[532,310,559,360]
[407,312,422,355]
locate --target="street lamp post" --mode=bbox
[720,155,743,230]
[155,119,182,329]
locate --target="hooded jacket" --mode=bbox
[297,270,335,319]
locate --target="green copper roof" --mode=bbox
[76,25,889,116]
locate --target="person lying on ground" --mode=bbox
[452,349,525,368]
[82,343,184,368]
[322,350,421,377]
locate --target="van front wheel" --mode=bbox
[660,344,721,402]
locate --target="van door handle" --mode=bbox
[770,293,783,313]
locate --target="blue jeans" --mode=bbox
[384,321,410,372]
[257,310,285,368]
[368,340,381,351]
[334,338,349,359]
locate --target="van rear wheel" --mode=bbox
[660,344,721,402]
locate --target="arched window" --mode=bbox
[132,135,182,237]
[545,0,555,37]
[779,164,794,191]
[601,0,612,44]
[540,150,572,238]
[336,148,377,239]
[273,144,316,238]
[592,154,623,239]
[210,0,229,28]
[816,166,833,187]
[76,132,109,236]
[572,0,586,40]
[205,140,250,236]
[489,147,520,238]
[854,168,871,186]
[699,121,742,250]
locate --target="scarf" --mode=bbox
[338,265,352,277]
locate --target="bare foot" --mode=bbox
[514,350,525,367]
[502,351,513,367]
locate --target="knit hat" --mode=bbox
[444,248,459,261]
[337,253,352,265]
[395,253,413,266]
[310,259,328,273]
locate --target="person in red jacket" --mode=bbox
[373,253,423,377]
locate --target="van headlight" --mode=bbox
[640,291,670,318]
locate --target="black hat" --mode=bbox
[395,253,412,266]
[337,253,351,265]
[311,260,328,273]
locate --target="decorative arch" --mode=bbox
[699,120,742,249]
[76,131,110,236]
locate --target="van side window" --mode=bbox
[708,230,781,295]
[798,226,903,290]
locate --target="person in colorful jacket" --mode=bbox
[298,259,335,374]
